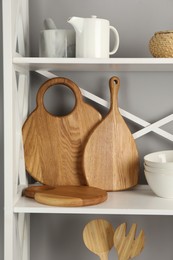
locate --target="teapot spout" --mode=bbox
[67,16,84,33]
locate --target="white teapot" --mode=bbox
[68,15,119,58]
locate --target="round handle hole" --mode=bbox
[43,85,76,116]
[113,79,119,85]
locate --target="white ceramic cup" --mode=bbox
[39,29,75,57]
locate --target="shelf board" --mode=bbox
[14,185,173,215]
[13,57,173,72]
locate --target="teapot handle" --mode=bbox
[109,26,120,55]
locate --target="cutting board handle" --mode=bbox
[109,76,120,113]
[36,77,83,108]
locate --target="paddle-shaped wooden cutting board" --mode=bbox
[83,76,139,191]
[34,186,107,207]
[22,77,102,187]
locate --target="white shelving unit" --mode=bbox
[14,185,173,215]
[13,57,173,71]
[3,0,173,260]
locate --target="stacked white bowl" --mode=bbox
[144,150,173,199]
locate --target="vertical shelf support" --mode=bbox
[3,0,30,259]
[14,213,30,260]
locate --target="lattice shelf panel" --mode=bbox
[36,70,173,143]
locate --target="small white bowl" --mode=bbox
[144,170,173,198]
[144,163,173,175]
[144,150,173,169]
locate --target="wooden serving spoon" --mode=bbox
[83,219,114,260]
[113,223,145,260]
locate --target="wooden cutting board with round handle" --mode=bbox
[22,77,102,187]
[83,76,140,191]
[34,186,107,207]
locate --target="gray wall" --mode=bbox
[1,0,173,259]
[29,0,173,58]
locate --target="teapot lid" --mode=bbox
[89,15,108,22]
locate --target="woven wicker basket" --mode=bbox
[149,31,173,57]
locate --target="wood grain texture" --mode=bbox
[113,223,145,260]
[34,186,107,207]
[83,76,140,191]
[23,184,53,198]
[22,77,102,187]
[83,219,114,260]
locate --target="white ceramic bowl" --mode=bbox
[144,170,173,198]
[144,150,173,169]
[144,163,173,175]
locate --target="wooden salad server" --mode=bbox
[113,223,145,260]
[83,219,114,260]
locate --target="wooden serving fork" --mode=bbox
[113,223,145,260]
